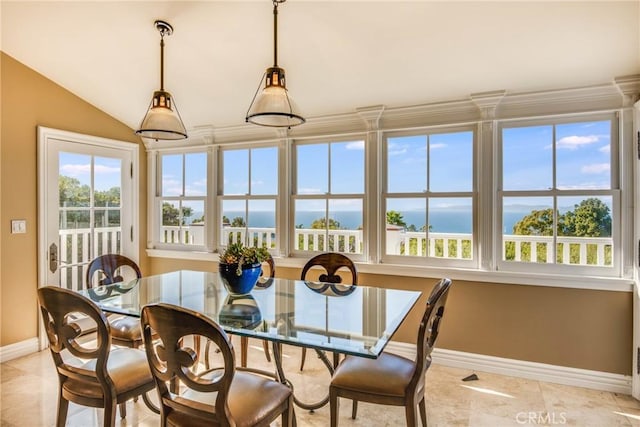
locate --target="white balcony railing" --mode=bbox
[58,225,613,292]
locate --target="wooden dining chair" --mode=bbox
[329,278,452,427]
[141,302,294,427]
[38,286,155,427]
[299,252,358,371]
[86,254,145,348]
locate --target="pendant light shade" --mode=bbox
[136,20,187,141]
[246,0,305,128]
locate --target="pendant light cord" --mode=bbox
[159,32,165,91]
[273,0,278,67]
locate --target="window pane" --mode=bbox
[94,157,121,207]
[331,141,364,194]
[251,147,278,195]
[162,154,183,196]
[248,199,276,249]
[161,200,181,243]
[93,210,121,255]
[428,197,472,259]
[502,126,552,191]
[387,135,427,193]
[185,152,207,196]
[385,198,426,257]
[557,196,612,267]
[556,121,611,190]
[297,144,328,195]
[182,200,205,246]
[430,132,473,192]
[295,199,326,251]
[503,197,554,263]
[59,152,91,207]
[328,199,363,254]
[221,199,246,245]
[223,150,249,195]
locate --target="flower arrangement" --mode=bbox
[220,242,270,276]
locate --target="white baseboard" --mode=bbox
[386,341,632,395]
[1,338,632,395]
[0,338,39,364]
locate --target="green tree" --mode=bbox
[512,208,556,236]
[59,176,90,206]
[311,217,341,229]
[386,210,407,227]
[562,198,611,237]
[162,203,193,226]
[231,217,246,227]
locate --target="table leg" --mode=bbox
[270,341,335,412]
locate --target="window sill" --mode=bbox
[146,249,633,292]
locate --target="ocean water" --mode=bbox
[220,210,530,234]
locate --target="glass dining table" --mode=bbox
[80,269,422,411]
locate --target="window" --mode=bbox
[383,128,475,267]
[219,146,278,250]
[293,139,365,256]
[158,151,207,248]
[498,115,618,275]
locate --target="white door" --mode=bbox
[37,127,139,296]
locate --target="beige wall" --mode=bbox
[0,52,148,346]
[1,51,632,377]
[149,258,632,375]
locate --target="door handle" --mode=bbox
[49,243,58,273]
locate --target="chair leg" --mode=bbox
[104,402,117,427]
[329,388,339,427]
[419,396,427,427]
[351,399,358,419]
[118,402,127,419]
[56,394,69,427]
[405,403,418,427]
[263,340,271,362]
[300,347,307,371]
[282,395,294,427]
[240,336,248,368]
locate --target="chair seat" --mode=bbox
[167,371,291,427]
[331,352,416,398]
[63,348,153,401]
[108,315,143,342]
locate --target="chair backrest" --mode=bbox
[256,253,276,288]
[38,286,111,384]
[413,278,452,384]
[86,254,142,288]
[141,303,236,423]
[300,252,357,285]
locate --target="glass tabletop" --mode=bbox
[80,269,422,359]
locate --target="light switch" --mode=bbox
[11,220,26,234]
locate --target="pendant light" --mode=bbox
[246,0,305,128]
[136,20,187,141]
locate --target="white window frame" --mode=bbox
[291,136,367,261]
[217,142,281,256]
[149,147,211,252]
[496,112,623,277]
[381,125,478,269]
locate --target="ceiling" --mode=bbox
[1,1,639,133]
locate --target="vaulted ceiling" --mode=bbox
[2,1,638,132]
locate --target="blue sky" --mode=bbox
[59,152,121,192]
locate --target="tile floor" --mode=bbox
[2,339,640,426]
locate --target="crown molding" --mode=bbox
[614,74,640,107]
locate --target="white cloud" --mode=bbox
[346,141,364,150]
[581,163,610,174]
[60,163,120,176]
[556,135,599,150]
[599,144,610,153]
[430,143,447,150]
[388,143,407,156]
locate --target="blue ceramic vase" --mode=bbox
[219,263,261,295]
